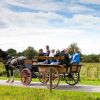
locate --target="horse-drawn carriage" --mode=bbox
[21,56,82,89]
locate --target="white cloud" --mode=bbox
[72,14,100,25]
[5,0,94,14]
[5,0,61,12]
[65,3,93,13]
[63,14,100,31]
[80,0,100,4]
[0,4,65,29]
[0,1,99,30]
[0,0,97,30]
[1,5,99,30]
[0,27,85,51]
[0,28,100,54]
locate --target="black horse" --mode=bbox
[0,49,27,83]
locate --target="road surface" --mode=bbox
[0,80,100,92]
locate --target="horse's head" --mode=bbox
[0,49,8,62]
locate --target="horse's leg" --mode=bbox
[5,65,10,83]
[9,66,14,82]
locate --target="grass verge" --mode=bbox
[0,85,100,100]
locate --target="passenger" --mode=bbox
[70,49,80,64]
[38,49,44,56]
[54,49,61,65]
[44,45,50,64]
[60,49,70,67]
[49,49,57,65]
[49,49,55,57]
[45,45,50,56]
[55,49,61,57]
[37,49,45,64]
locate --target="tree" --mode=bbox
[23,46,37,59]
[17,52,23,56]
[82,54,99,62]
[7,48,17,56]
[68,42,81,54]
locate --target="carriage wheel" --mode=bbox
[38,72,48,84]
[45,67,60,89]
[21,68,32,85]
[64,73,79,86]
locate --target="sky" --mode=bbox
[0,0,100,54]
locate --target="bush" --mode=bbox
[82,54,100,62]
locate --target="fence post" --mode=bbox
[96,67,99,79]
[87,67,89,78]
[49,67,52,92]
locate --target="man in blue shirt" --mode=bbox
[71,50,80,64]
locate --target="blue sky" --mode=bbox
[0,0,100,54]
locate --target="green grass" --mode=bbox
[0,85,100,100]
[79,80,100,86]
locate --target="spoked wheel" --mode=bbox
[21,68,32,85]
[45,67,60,89]
[64,73,79,86]
[38,71,48,84]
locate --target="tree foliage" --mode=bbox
[23,46,37,59]
[17,52,23,56]
[82,54,100,62]
[68,42,81,54]
[7,48,17,56]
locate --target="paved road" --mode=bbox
[0,80,100,92]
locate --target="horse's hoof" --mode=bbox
[6,79,10,83]
[11,79,14,83]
